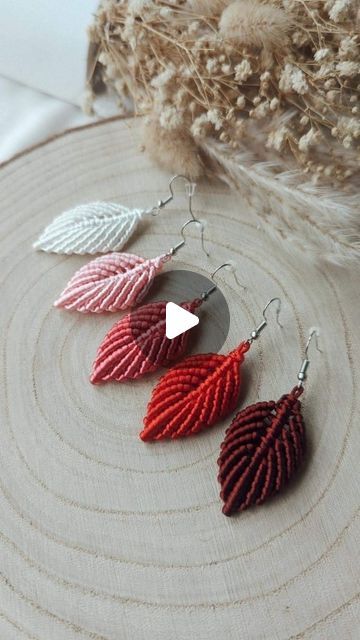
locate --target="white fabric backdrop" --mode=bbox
[0,77,93,162]
[0,1,101,162]
[0,0,99,104]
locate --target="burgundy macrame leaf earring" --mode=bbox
[90,263,239,383]
[218,328,321,516]
[33,174,195,255]
[140,297,283,442]
[53,214,208,313]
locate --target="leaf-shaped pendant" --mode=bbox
[54,252,170,313]
[33,203,144,255]
[91,298,203,383]
[140,341,251,441]
[218,386,305,516]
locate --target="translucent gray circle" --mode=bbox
[129,269,230,365]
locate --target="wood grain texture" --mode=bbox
[0,117,359,640]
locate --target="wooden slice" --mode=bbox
[0,117,358,639]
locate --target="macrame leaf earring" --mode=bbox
[91,263,232,383]
[140,343,250,441]
[54,252,170,313]
[91,298,202,383]
[33,203,144,255]
[54,218,207,313]
[140,298,282,442]
[33,174,195,255]
[218,328,321,516]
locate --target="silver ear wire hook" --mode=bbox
[201,262,246,300]
[169,175,196,222]
[297,327,321,386]
[149,175,197,219]
[186,182,196,222]
[168,218,209,257]
[304,327,321,359]
[263,297,282,327]
[250,297,282,342]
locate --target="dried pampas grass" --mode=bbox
[89,0,360,262]
[202,137,360,263]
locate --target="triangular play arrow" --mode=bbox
[165,302,199,339]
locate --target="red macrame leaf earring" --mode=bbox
[218,328,321,516]
[140,297,282,442]
[140,342,250,441]
[54,218,207,313]
[90,263,234,383]
[91,298,202,383]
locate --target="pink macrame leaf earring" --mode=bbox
[54,218,208,313]
[54,252,170,313]
[218,328,321,516]
[90,263,235,383]
[140,298,283,442]
[33,174,195,255]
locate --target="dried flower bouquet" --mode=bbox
[89,0,360,261]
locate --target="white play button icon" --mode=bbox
[165,302,199,339]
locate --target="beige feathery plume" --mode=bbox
[187,0,230,16]
[219,0,292,52]
[143,115,204,181]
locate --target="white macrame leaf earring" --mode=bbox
[33,175,195,256]
[33,203,143,255]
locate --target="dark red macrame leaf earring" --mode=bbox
[140,297,283,442]
[91,263,240,383]
[218,328,321,516]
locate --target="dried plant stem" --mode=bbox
[89,0,360,260]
